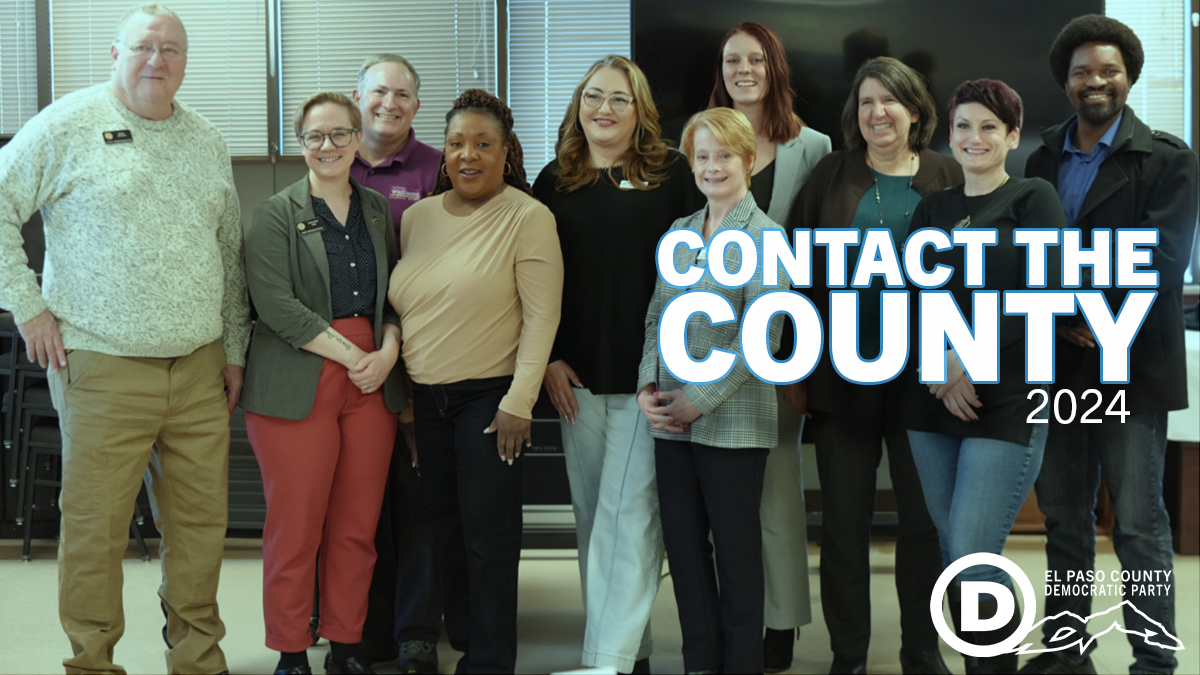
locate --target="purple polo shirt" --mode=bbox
[351,129,443,243]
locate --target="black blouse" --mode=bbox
[749,159,776,213]
[904,177,1066,445]
[312,189,377,319]
[533,154,704,395]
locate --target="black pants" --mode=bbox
[655,438,768,674]
[363,427,443,647]
[812,382,941,658]
[413,377,522,674]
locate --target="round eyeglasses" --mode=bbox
[298,128,360,150]
[581,90,635,114]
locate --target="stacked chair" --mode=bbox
[0,312,150,561]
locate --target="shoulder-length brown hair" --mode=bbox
[553,55,672,193]
[707,22,803,144]
[840,56,937,152]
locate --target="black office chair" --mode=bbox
[12,370,53,520]
[20,418,151,562]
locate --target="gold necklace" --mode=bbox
[954,173,1011,228]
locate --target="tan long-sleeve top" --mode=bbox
[388,186,563,419]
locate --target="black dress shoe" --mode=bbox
[829,653,867,674]
[900,648,951,674]
[1018,652,1097,674]
[764,627,797,673]
[396,639,439,674]
[360,637,399,665]
[273,666,312,675]
[324,650,376,674]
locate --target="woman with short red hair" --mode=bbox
[903,78,1065,675]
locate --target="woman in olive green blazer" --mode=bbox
[241,174,406,417]
[241,91,406,675]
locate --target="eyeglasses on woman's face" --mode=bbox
[581,90,635,114]
[298,128,360,150]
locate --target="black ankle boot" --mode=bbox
[949,581,983,674]
[971,596,1021,675]
[763,627,796,673]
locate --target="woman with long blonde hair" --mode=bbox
[534,54,700,674]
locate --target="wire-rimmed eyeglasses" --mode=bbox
[581,90,635,114]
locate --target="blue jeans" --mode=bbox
[1036,412,1176,674]
[908,425,1047,587]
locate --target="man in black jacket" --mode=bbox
[1020,14,1198,675]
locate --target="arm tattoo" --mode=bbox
[325,329,353,351]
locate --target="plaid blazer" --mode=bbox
[637,192,783,449]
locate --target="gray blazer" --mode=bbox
[241,176,406,420]
[766,127,833,225]
[637,192,784,450]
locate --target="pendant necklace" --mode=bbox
[954,173,1011,228]
[871,152,917,228]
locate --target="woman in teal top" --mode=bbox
[785,56,963,675]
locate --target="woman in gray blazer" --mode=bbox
[638,107,784,675]
[708,21,832,672]
[242,91,406,675]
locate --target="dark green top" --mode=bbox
[847,169,919,361]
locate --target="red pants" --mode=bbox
[247,318,398,652]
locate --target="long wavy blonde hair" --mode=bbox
[553,55,672,193]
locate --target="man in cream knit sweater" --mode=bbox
[0,5,249,674]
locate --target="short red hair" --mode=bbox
[946,79,1024,132]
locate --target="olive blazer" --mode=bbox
[241,176,406,420]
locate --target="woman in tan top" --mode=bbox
[387,89,562,674]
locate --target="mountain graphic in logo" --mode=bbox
[1014,600,1184,656]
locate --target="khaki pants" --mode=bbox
[49,342,230,675]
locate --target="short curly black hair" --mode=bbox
[1049,14,1143,87]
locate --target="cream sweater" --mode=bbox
[0,84,250,364]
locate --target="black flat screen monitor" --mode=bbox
[633,0,1103,169]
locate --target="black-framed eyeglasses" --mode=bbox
[581,90,635,113]
[298,128,360,149]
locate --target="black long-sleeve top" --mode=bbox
[533,153,703,395]
[904,177,1066,445]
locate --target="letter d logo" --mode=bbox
[962,581,1016,632]
[930,553,1038,658]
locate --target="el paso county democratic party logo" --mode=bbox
[931,553,1185,659]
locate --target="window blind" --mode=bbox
[278,0,496,155]
[507,0,630,179]
[49,0,268,156]
[1106,0,1190,142]
[0,0,38,135]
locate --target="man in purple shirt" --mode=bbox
[350,53,442,241]
[350,53,443,675]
